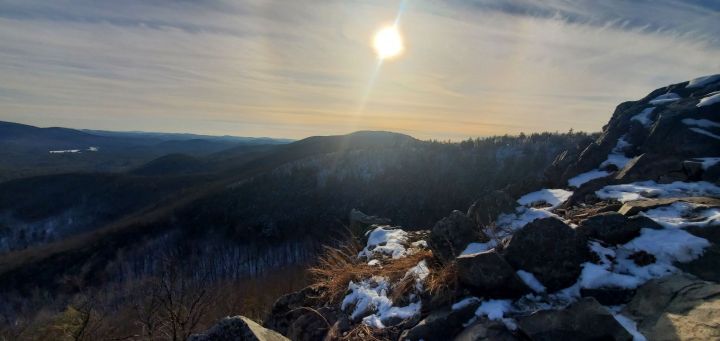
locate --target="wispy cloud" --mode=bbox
[0,0,718,139]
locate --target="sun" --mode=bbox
[373,25,404,60]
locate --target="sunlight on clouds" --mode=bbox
[0,0,718,139]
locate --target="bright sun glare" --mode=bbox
[373,25,404,60]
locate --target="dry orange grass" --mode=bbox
[308,236,435,304]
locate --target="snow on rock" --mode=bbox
[516,270,546,293]
[686,74,720,89]
[682,118,720,129]
[567,169,611,188]
[693,157,720,170]
[649,93,681,105]
[613,313,648,341]
[697,91,720,107]
[600,136,632,169]
[452,297,480,311]
[641,202,720,229]
[630,107,655,127]
[404,260,430,291]
[461,240,498,256]
[474,299,513,320]
[595,181,720,202]
[49,149,81,154]
[341,276,422,329]
[517,189,573,209]
[579,262,643,290]
[688,127,720,140]
[496,207,560,232]
[359,226,409,259]
[624,228,709,263]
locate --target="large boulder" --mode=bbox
[517,297,632,341]
[189,316,289,341]
[454,319,524,341]
[429,210,486,262]
[576,212,660,245]
[264,286,331,341]
[614,153,687,183]
[400,302,479,341]
[503,218,590,291]
[623,274,720,341]
[456,250,530,298]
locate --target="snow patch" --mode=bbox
[649,93,681,105]
[341,276,422,329]
[517,189,573,209]
[516,270,546,293]
[698,91,720,107]
[630,107,655,126]
[461,240,498,256]
[689,127,720,140]
[600,136,632,169]
[359,226,408,259]
[474,299,513,320]
[496,207,560,232]
[568,169,611,188]
[692,157,720,170]
[682,118,720,129]
[613,314,648,341]
[452,297,480,311]
[49,149,81,154]
[686,74,720,89]
[595,181,720,202]
[624,228,709,263]
[641,202,720,229]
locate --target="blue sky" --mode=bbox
[0,0,718,139]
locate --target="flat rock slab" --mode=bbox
[623,274,720,341]
[618,196,720,216]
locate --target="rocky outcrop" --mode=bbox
[517,298,632,341]
[503,217,590,291]
[349,209,391,229]
[623,274,720,341]
[189,316,290,341]
[264,286,332,341]
[456,250,530,298]
[429,210,486,262]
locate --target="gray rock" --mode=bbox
[577,212,660,245]
[189,316,289,341]
[456,250,530,298]
[400,302,479,341]
[454,319,523,341]
[623,274,720,341]
[349,209,391,227]
[503,218,590,291]
[517,297,632,341]
[429,210,486,262]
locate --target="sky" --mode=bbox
[0,0,718,140]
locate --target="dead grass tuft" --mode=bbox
[308,234,434,304]
[425,258,459,305]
